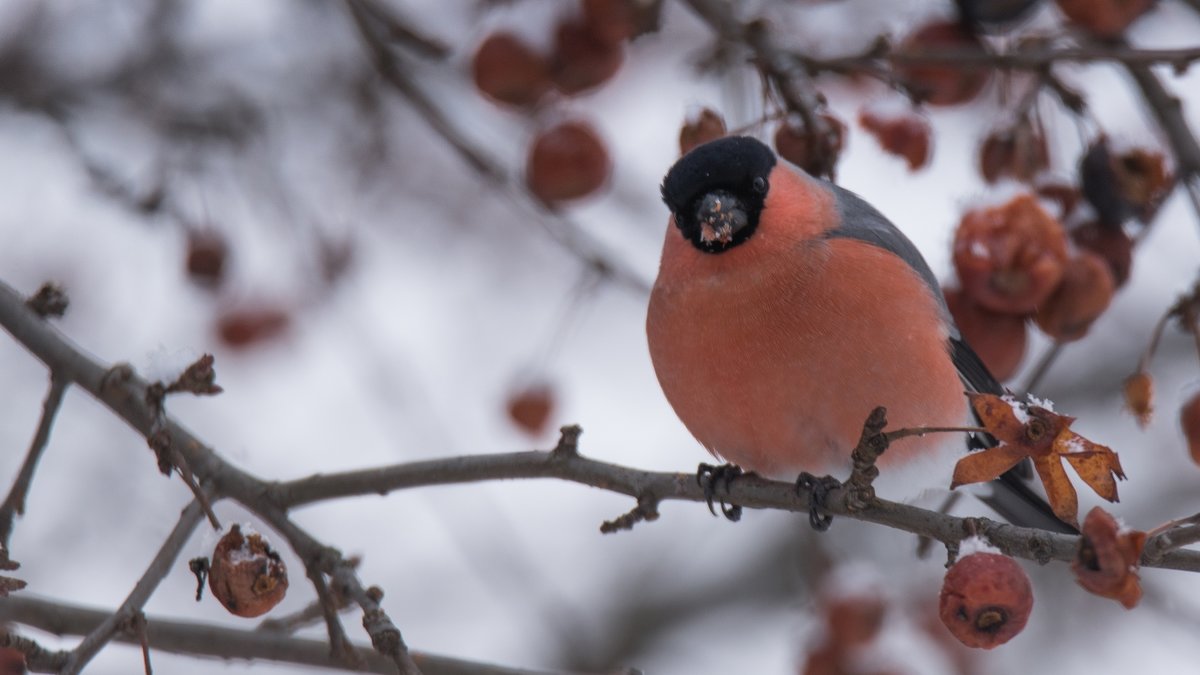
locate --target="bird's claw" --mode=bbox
[796,472,841,532]
[697,463,745,522]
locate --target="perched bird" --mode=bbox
[646,135,1067,531]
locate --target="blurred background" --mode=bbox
[1,0,1199,673]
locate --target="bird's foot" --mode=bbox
[796,472,841,532]
[696,463,748,522]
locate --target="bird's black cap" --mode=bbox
[660,136,776,253]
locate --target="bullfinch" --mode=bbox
[647,135,1069,532]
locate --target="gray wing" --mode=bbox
[824,182,1005,394]
[825,183,955,332]
[822,181,1076,533]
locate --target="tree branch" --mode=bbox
[59,498,208,674]
[4,276,1200,600]
[1123,57,1200,179]
[0,595,582,675]
[267,438,1200,573]
[815,43,1200,72]
[0,279,426,670]
[0,375,68,549]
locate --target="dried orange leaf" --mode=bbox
[967,393,1027,443]
[1072,507,1145,609]
[1123,372,1154,427]
[1033,455,1079,528]
[1057,431,1124,503]
[951,443,1027,489]
[956,393,1121,524]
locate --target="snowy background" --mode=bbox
[2,0,1200,673]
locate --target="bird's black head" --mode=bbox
[660,136,776,254]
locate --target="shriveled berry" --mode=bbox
[1071,221,1133,287]
[953,194,1069,314]
[526,121,611,204]
[1123,371,1154,428]
[582,0,640,45]
[216,306,290,349]
[1055,0,1156,39]
[945,287,1028,381]
[774,113,846,179]
[550,19,623,95]
[1072,507,1146,608]
[825,594,887,650]
[507,382,555,436]
[679,108,727,155]
[893,21,991,106]
[186,230,228,289]
[0,647,24,675]
[1033,251,1116,342]
[1081,139,1172,226]
[209,525,288,618]
[858,105,931,171]
[939,552,1033,649]
[979,120,1048,184]
[1182,392,1200,466]
[472,33,552,107]
[1113,147,1171,223]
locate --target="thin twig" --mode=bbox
[257,595,353,635]
[1123,45,1200,233]
[815,44,1200,72]
[307,561,363,670]
[0,630,68,672]
[332,564,423,675]
[0,376,69,548]
[59,498,208,674]
[1144,512,1200,565]
[345,0,502,180]
[353,0,450,60]
[885,425,987,442]
[1019,341,1065,396]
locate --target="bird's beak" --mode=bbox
[695,190,749,245]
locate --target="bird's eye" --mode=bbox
[752,176,768,194]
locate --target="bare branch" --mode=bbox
[344,0,502,181]
[0,595,583,675]
[332,564,422,675]
[0,376,68,548]
[1121,41,1200,233]
[0,630,68,672]
[257,592,353,636]
[814,42,1200,73]
[1124,62,1200,176]
[59,498,209,674]
[264,434,1200,573]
